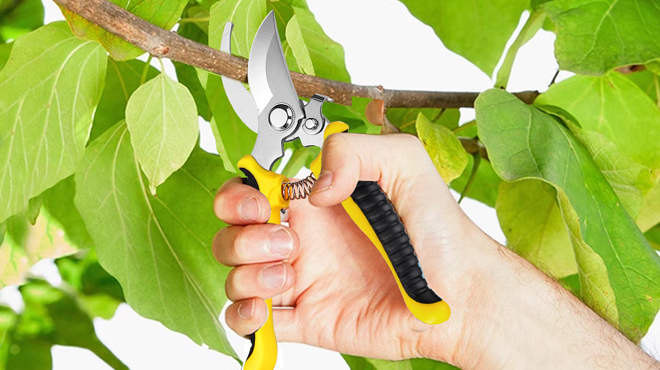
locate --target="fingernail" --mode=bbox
[268,228,293,257]
[239,198,260,221]
[238,300,254,320]
[312,171,333,194]
[261,263,286,290]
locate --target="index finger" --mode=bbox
[214,178,271,225]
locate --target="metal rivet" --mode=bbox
[304,118,318,130]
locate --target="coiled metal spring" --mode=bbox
[282,174,317,200]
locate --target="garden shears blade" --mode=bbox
[221,12,329,172]
[220,11,450,370]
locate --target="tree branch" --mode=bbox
[53,0,539,108]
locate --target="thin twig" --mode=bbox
[549,70,560,87]
[53,0,540,108]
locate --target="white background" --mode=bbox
[1,0,659,369]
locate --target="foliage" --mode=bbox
[0,0,659,369]
[0,253,127,370]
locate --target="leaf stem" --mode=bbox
[178,17,210,23]
[282,148,311,179]
[453,120,477,134]
[494,11,546,89]
[654,74,660,110]
[458,153,481,204]
[140,55,152,85]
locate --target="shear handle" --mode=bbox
[237,155,288,370]
[310,122,451,325]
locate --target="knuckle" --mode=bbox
[398,133,424,150]
[322,133,349,157]
[397,134,428,160]
[212,230,224,262]
[225,268,241,299]
[214,227,238,265]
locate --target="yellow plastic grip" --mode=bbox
[310,122,451,325]
[237,155,289,370]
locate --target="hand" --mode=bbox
[212,133,659,369]
[212,133,484,362]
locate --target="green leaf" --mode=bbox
[646,225,660,251]
[648,60,660,75]
[397,0,527,76]
[541,0,660,75]
[209,0,266,59]
[0,0,43,42]
[476,88,660,342]
[74,123,237,358]
[535,73,660,217]
[26,196,41,225]
[0,204,80,289]
[1,281,128,370]
[285,14,315,76]
[558,193,618,325]
[537,73,660,169]
[91,58,159,142]
[0,42,12,71]
[343,355,459,370]
[177,10,209,46]
[174,61,212,121]
[56,251,124,319]
[281,142,317,178]
[61,0,187,60]
[0,174,93,289]
[496,180,577,279]
[416,113,468,183]
[1,336,52,370]
[41,177,93,250]
[637,179,660,232]
[387,108,459,135]
[0,22,106,223]
[449,155,501,207]
[0,304,14,336]
[625,69,659,105]
[495,11,546,89]
[181,5,210,33]
[125,73,200,193]
[322,98,380,135]
[559,273,580,296]
[286,3,350,82]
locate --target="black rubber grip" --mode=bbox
[246,333,256,359]
[351,181,441,304]
[240,168,259,190]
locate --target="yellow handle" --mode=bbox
[310,122,450,325]
[237,155,288,370]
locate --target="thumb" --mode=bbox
[307,133,473,286]
[309,132,454,210]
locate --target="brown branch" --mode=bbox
[54,0,540,108]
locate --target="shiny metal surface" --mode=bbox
[220,22,258,133]
[222,11,333,171]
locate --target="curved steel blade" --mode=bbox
[220,22,259,133]
[247,11,305,170]
[248,11,300,113]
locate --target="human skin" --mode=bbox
[213,133,660,369]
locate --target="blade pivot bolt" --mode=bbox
[269,104,294,131]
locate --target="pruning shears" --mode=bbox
[221,12,450,370]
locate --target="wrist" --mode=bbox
[412,225,504,367]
